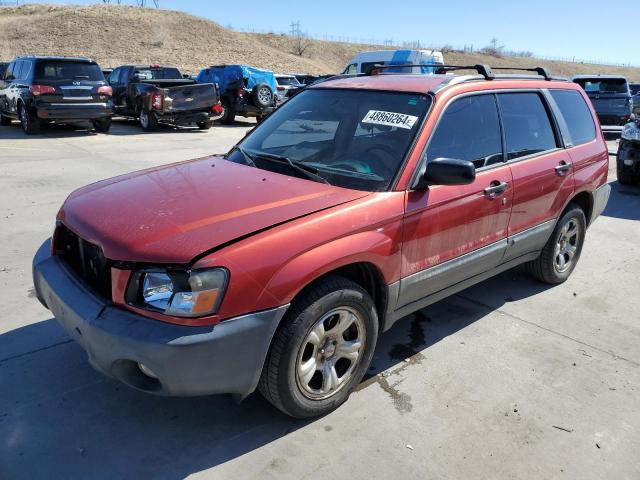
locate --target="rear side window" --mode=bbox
[497,93,558,161]
[35,61,104,82]
[550,90,596,146]
[134,68,182,80]
[427,94,503,169]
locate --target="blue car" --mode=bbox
[197,64,277,124]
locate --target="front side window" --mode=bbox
[550,89,596,146]
[35,61,104,82]
[228,89,431,191]
[497,93,558,161]
[426,94,503,169]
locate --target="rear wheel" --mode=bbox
[92,118,112,133]
[0,114,11,126]
[527,205,586,284]
[19,103,40,134]
[196,120,213,130]
[259,276,378,418]
[139,108,158,131]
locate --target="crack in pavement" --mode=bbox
[0,339,74,364]
[455,293,640,368]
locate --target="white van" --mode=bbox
[342,49,445,75]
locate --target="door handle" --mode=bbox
[555,161,571,176]
[484,181,508,197]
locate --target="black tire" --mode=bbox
[196,120,213,130]
[139,108,158,132]
[617,164,638,186]
[0,114,11,126]
[251,83,274,109]
[92,118,112,133]
[19,103,40,134]
[527,204,586,284]
[220,103,236,125]
[259,276,378,418]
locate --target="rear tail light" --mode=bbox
[97,86,112,96]
[212,103,224,115]
[30,85,56,96]
[151,93,163,110]
[277,86,285,91]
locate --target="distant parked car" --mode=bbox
[0,62,8,80]
[197,65,277,125]
[0,56,113,134]
[101,68,113,81]
[342,49,444,75]
[108,64,222,131]
[294,74,319,85]
[572,75,633,126]
[630,83,640,115]
[275,74,304,102]
[617,118,640,185]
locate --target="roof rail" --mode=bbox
[365,64,562,82]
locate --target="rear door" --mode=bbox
[497,91,575,262]
[398,93,513,308]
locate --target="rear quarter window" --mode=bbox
[550,89,596,146]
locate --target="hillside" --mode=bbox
[1,3,639,81]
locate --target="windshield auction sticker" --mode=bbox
[361,110,419,130]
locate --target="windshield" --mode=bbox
[575,78,629,94]
[35,61,103,82]
[134,68,182,80]
[227,88,431,191]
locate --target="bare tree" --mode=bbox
[289,21,310,57]
[481,37,505,57]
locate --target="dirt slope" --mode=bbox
[1,3,638,81]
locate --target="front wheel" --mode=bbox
[219,104,235,125]
[139,108,158,131]
[259,276,378,418]
[527,205,586,284]
[92,118,112,133]
[617,164,638,186]
[196,120,213,130]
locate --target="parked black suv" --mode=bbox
[573,75,633,127]
[0,56,113,134]
[630,83,640,115]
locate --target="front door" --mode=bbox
[398,93,513,308]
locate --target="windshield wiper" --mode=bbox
[228,145,257,167]
[248,151,331,185]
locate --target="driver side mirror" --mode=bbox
[413,158,476,190]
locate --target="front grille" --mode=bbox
[55,224,112,300]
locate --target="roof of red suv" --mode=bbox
[312,73,574,95]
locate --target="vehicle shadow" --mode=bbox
[602,180,640,221]
[0,269,550,479]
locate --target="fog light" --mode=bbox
[138,363,159,379]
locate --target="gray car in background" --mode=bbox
[573,75,633,126]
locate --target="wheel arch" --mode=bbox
[567,190,594,226]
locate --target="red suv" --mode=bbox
[33,65,610,418]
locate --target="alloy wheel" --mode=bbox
[554,218,580,273]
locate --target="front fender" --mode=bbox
[258,225,402,308]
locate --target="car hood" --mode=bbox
[58,156,369,263]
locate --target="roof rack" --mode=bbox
[367,63,560,81]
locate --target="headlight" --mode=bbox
[622,122,640,141]
[130,268,228,317]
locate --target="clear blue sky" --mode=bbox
[22,0,640,65]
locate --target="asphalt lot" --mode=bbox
[0,120,638,480]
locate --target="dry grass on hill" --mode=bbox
[1,4,638,81]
